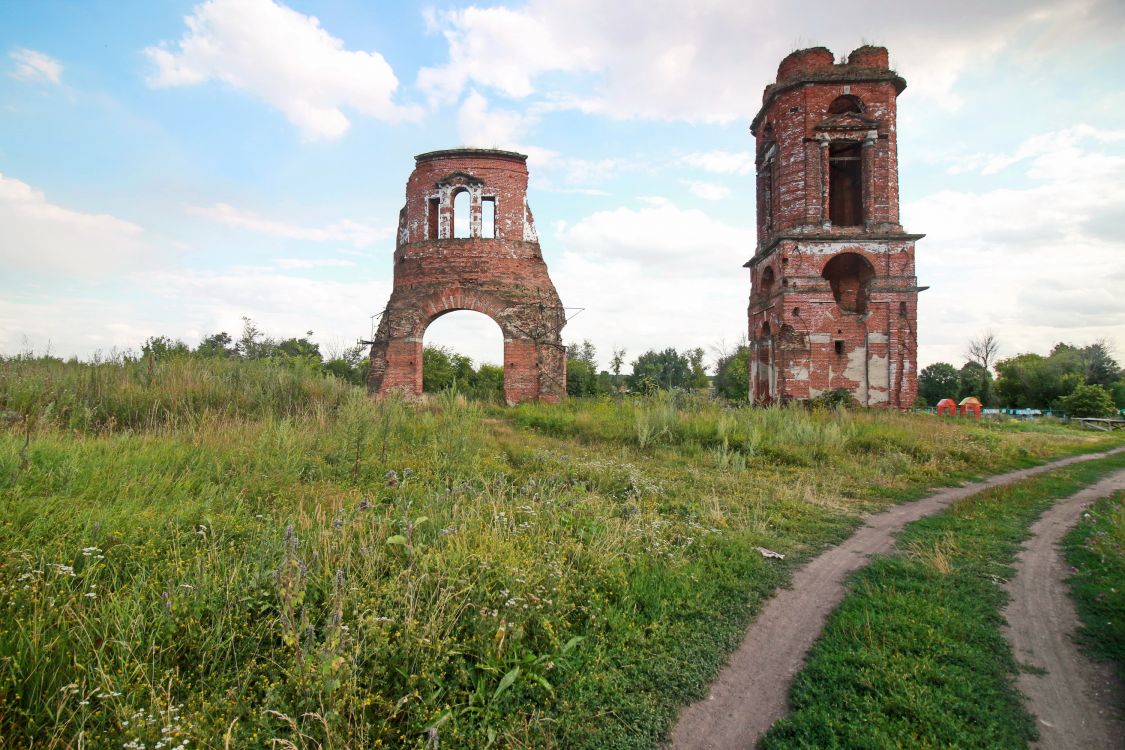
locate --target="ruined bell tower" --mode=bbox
[747,46,923,407]
[367,149,567,404]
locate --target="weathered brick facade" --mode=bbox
[747,46,923,408]
[367,149,567,403]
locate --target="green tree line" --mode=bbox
[919,340,1123,417]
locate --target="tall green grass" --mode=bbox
[1,355,354,432]
[1063,490,1125,681]
[1,360,1121,748]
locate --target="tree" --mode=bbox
[467,364,504,401]
[713,345,750,401]
[566,340,600,396]
[1057,384,1116,418]
[686,347,710,389]
[958,362,993,404]
[141,336,189,361]
[324,343,368,385]
[918,362,959,406]
[965,332,999,404]
[195,332,236,358]
[628,348,695,391]
[237,317,277,359]
[276,330,322,362]
[422,346,457,392]
[995,341,1124,409]
[610,348,626,385]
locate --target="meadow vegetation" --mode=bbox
[1063,489,1125,681]
[2,355,1121,749]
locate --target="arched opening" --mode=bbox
[829,141,863,226]
[759,266,775,299]
[481,197,496,238]
[828,95,864,115]
[422,310,504,400]
[452,189,471,239]
[822,252,875,314]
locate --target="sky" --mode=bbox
[2,0,1124,374]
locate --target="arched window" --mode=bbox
[760,266,775,298]
[481,197,496,239]
[829,141,863,226]
[822,253,875,314]
[828,95,864,115]
[452,189,471,239]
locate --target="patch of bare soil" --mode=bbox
[668,447,1125,750]
[1002,469,1125,750]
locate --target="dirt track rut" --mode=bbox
[668,446,1125,750]
[1002,469,1125,750]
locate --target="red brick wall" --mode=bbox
[368,149,567,404]
[747,47,921,408]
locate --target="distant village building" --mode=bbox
[366,149,567,404]
[747,46,923,407]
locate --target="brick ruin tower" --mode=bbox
[367,148,567,404]
[746,46,923,407]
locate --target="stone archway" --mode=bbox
[367,149,567,404]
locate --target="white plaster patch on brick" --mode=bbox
[868,332,889,343]
[842,346,866,384]
[809,333,832,343]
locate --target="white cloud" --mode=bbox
[8,48,62,84]
[274,257,356,269]
[144,0,420,140]
[417,5,598,105]
[457,90,537,148]
[187,203,390,247]
[681,151,756,176]
[0,268,386,360]
[549,198,754,366]
[909,126,1125,366]
[419,0,1123,122]
[0,173,149,275]
[684,180,731,201]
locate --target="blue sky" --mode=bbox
[2,0,1124,372]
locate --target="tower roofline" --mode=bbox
[750,46,906,135]
[415,148,528,164]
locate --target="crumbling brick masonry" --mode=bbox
[747,46,924,408]
[367,149,567,404]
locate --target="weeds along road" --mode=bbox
[1003,470,1125,750]
[669,445,1125,750]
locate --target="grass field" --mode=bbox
[760,453,1125,749]
[1064,489,1125,682]
[2,356,1122,749]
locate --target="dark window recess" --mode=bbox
[899,301,908,317]
[427,197,440,239]
[760,266,775,299]
[834,340,845,355]
[822,252,875,314]
[792,307,800,317]
[829,142,863,226]
[828,95,863,115]
[481,197,496,238]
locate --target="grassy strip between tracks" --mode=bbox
[761,451,1125,750]
[1063,488,1125,684]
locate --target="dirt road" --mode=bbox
[668,447,1125,750]
[1002,469,1125,750]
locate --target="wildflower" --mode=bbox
[85,592,97,598]
[358,497,371,511]
[333,518,344,529]
[385,470,398,487]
